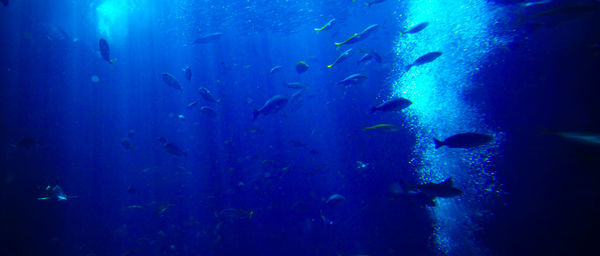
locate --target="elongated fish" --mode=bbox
[199,87,220,103]
[337,73,368,86]
[270,65,282,74]
[254,95,288,121]
[402,22,429,34]
[200,106,217,118]
[283,82,305,89]
[334,24,378,49]
[357,49,382,64]
[371,98,412,113]
[183,66,192,81]
[161,73,182,90]
[164,142,187,158]
[434,132,493,149]
[99,38,116,64]
[363,124,402,132]
[193,32,223,44]
[315,18,336,32]
[405,52,442,71]
[327,48,353,68]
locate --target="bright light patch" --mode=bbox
[96,0,132,39]
[393,0,511,255]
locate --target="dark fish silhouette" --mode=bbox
[402,22,429,34]
[434,132,493,149]
[164,142,187,158]
[371,98,412,113]
[200,106,217,118]
[254,95,288,121]
[99,38,116,64]
[326,194,346,207]
[296,61,309,74]
[405,52,442,71]
[357,49,382,65]
[335,24,378,49]
[161,73,182,90]
[183,66,192,81]
[199,87,220,103]
[193,32,223,44]
[337,73,368,86]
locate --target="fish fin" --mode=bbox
[441,178,454,187]
[370,106,377,113]
[253,110,259,121]
[434,138,444,149]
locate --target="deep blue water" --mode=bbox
[1,0,600,255]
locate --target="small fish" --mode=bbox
[161,73,182,90]
[551,131,600,146]
[326,194,346,207]
[187,100,200,108]
[405,52,442,72]
[15,137,40,148]
[334,24,378,49]
[127,129,135,139]
[254,95,288,121]
[154,204,171,216]
[366,0,387,8]
[121,138,133,150]
[270,65,282,74]
[200,106,217,118]
[199,87,220,103]
[192,32,223,44]
[283,82,305,89]
[37,185,73,201]
[356,161,369,169]
[314,18,336,32]
[362,124,402,132]
[327,48,353,68]
[371,98,412,113]
[520,0,552,7]
[296,61,309,74]
[182,66,192,81]
[402,22,429,34]
[289,88,307,112]
[126,205,144,210]
[357,49,382,65]
[337,73,368,86]
[434,132,493,149]
[177,114,186,120]
[414,178,463,206]
[164,142,187,158]
[99,38,116,64]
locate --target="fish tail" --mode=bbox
[405,64,412,72]
[362,127,371,131]
[253,110,260,121]
[434,138,444,149]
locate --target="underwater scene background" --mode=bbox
[1,0,600,255]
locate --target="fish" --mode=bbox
[550,131,600,146]
[357,49,382,64]
[315,18,336,32]
[37,185,73,201]
[366,0,387,8]
[434,132,493,149]
[198,87,220,103]
[14,137,40,148]
[1,0,7,7]
[296,61,309,74]
[517,5,599,26]
[200,106,217,118]
[192,32,223,44]
[177,114,186,120]
[289,89,307,112]
[414,178,463,206]
[161,73,182,90]
[215,208,253,222]
[99,38,116,64]
[125,205,144,210]
[520,0,552,7]
[182,66,192,81]
[327,48,353,68]
[270,65,282,74]
[127,129,135,139]
[402,22,429,34]
[362,124,402,132]
[283,82,306,89]
[121,138,133,150]
[370,98,412,113]
[337,73,368,86]
[254,95,288,121]
[187,100,200,108]
[405,52,442,71]
[164,142,187,158]
[326,194,346,207]
[334,24,378,49]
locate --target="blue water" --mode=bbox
[1,0,600,255]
